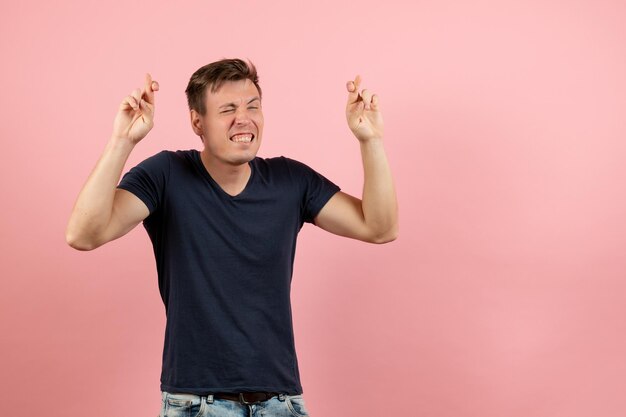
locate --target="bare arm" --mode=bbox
[314,75,398,244]
[65,74,159,250]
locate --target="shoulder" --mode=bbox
[121,151,170,178]
[169,149,197,164]
[252,156,321,182]
[147,149,200,171]
[125,149,199,179]
[143,149,196,160]
[254,156,316,173]
[137,149,171,165]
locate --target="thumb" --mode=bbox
[139,98,154,118]
[348,101,364,126]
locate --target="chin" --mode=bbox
[229,152,258,166]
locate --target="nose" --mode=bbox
[234,107,251,125]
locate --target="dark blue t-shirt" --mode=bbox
[117,149,340,395]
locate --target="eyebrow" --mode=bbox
[218,97,260,109]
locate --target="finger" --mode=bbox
[371,94,380,110]
[346,100,364,119]
[143,73,157,105]
[139,98,154,117]
[131,88,142,106]
[346,74,362,104]
[346,80,358,105]
[361,89,373,110]
[121,95,139,111]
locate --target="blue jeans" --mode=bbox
[159,391,310,417]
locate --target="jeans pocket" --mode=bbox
[163,392,203,417]
[286,394,309,417]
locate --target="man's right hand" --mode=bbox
[112,73,159,144]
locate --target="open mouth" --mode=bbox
[230,133,255,143]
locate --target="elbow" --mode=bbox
[65,229,99,251]
[369,224,399,244]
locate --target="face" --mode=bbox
[191,79,264,167]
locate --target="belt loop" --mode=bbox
[207,394,214,404]
[278,394,286,402]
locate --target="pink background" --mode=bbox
[1,0,626,416]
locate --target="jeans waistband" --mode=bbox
[161,391,287,405]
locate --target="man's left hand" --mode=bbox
[345,75,384,142]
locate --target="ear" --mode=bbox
[190,109,203,136]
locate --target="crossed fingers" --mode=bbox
[346,75,379,111]
[124,73,159,111]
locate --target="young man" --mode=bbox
[66,59,397,417]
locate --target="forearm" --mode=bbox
[360,137,398,241]
[65,136,135,248]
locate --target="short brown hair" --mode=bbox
[185,58,262,116]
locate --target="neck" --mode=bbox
[200,150,252,196]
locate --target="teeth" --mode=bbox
[231,134,253,143]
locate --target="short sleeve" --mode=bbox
[117,151,170,214]
[283,157,341,224]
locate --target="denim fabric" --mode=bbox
[158,391,310,417]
